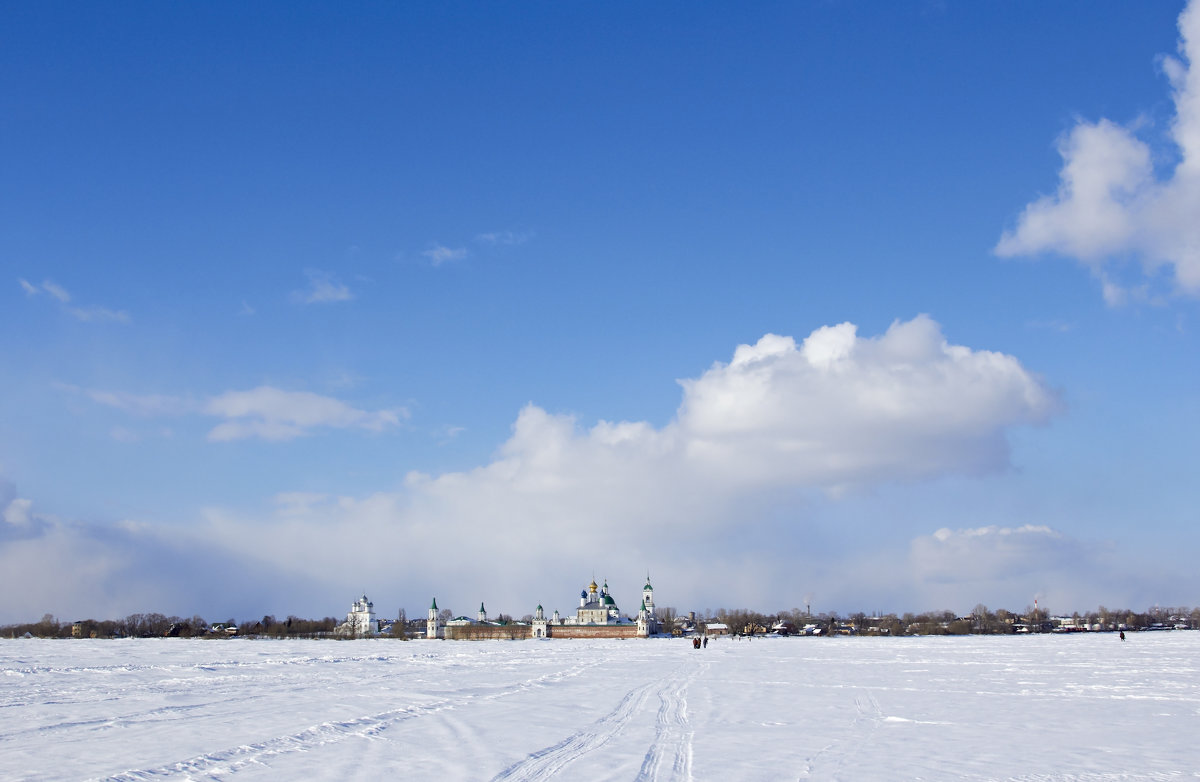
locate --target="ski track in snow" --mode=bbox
[490,679,653,782]
[103,698,456,780]
[5,635,1200,781]
[491,659,705,782]
[634,661,702,782]
[97,649,606,781]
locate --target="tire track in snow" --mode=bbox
[635,661,705,782]
[101,654,603,781]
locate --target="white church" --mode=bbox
[336,593,378,637]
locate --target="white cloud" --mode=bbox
[997,0,1200,300]
[191,316,1061,612]
[16,317,1199,620]
[204,386,406,442]
[3,497,32,526]
[676,315,1059,491]
[67,305,131,323]
[41,279,71,303]
[439,425,466,440]
[0,486,319,624]
[476,230,533,246]
[18,279,130,322]
[422,244,468,266]
[109,426,141,443]
[56,383,194,417]
[59,382,404,442]
[904,525,1136,612]
[292,269,353,304]
[273,492,332,516]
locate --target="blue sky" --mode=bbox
[3,2,1199,624]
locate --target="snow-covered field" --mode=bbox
[2,634,1198,781]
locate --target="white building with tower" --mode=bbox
[336,593,378,637]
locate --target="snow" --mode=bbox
[2,633,1198,780]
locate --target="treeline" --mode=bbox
[234,615,341,637]
[6,604,1199,639]
[695,604,1200,636]
[1,613,339,639]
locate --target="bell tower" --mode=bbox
[427,597,442,639]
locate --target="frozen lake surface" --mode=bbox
[2,633,1198,780]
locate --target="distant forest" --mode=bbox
[5,604,1198,639]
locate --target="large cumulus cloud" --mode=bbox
[1,316,1068,621]
[676,315,1056,491]
[191,316,1058,616]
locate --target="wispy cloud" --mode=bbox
[291,269,353,304]
[41,280,71,303]
[1026,318,1075,333]
[204,386,406,442]
[422,244,468,266]
[56,383,194,417]
[109,426,141,443]
[435,424,467,444]
[476,230,533,246]
[19,279,131,323]
[59,382,405,443]
[68,305,132,324]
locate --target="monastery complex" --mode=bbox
[425,577,663,640]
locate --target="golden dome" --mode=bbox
[588,579,598,591]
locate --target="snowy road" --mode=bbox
[2,634,1198,780]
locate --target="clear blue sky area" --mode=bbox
[2,2,1196,623]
